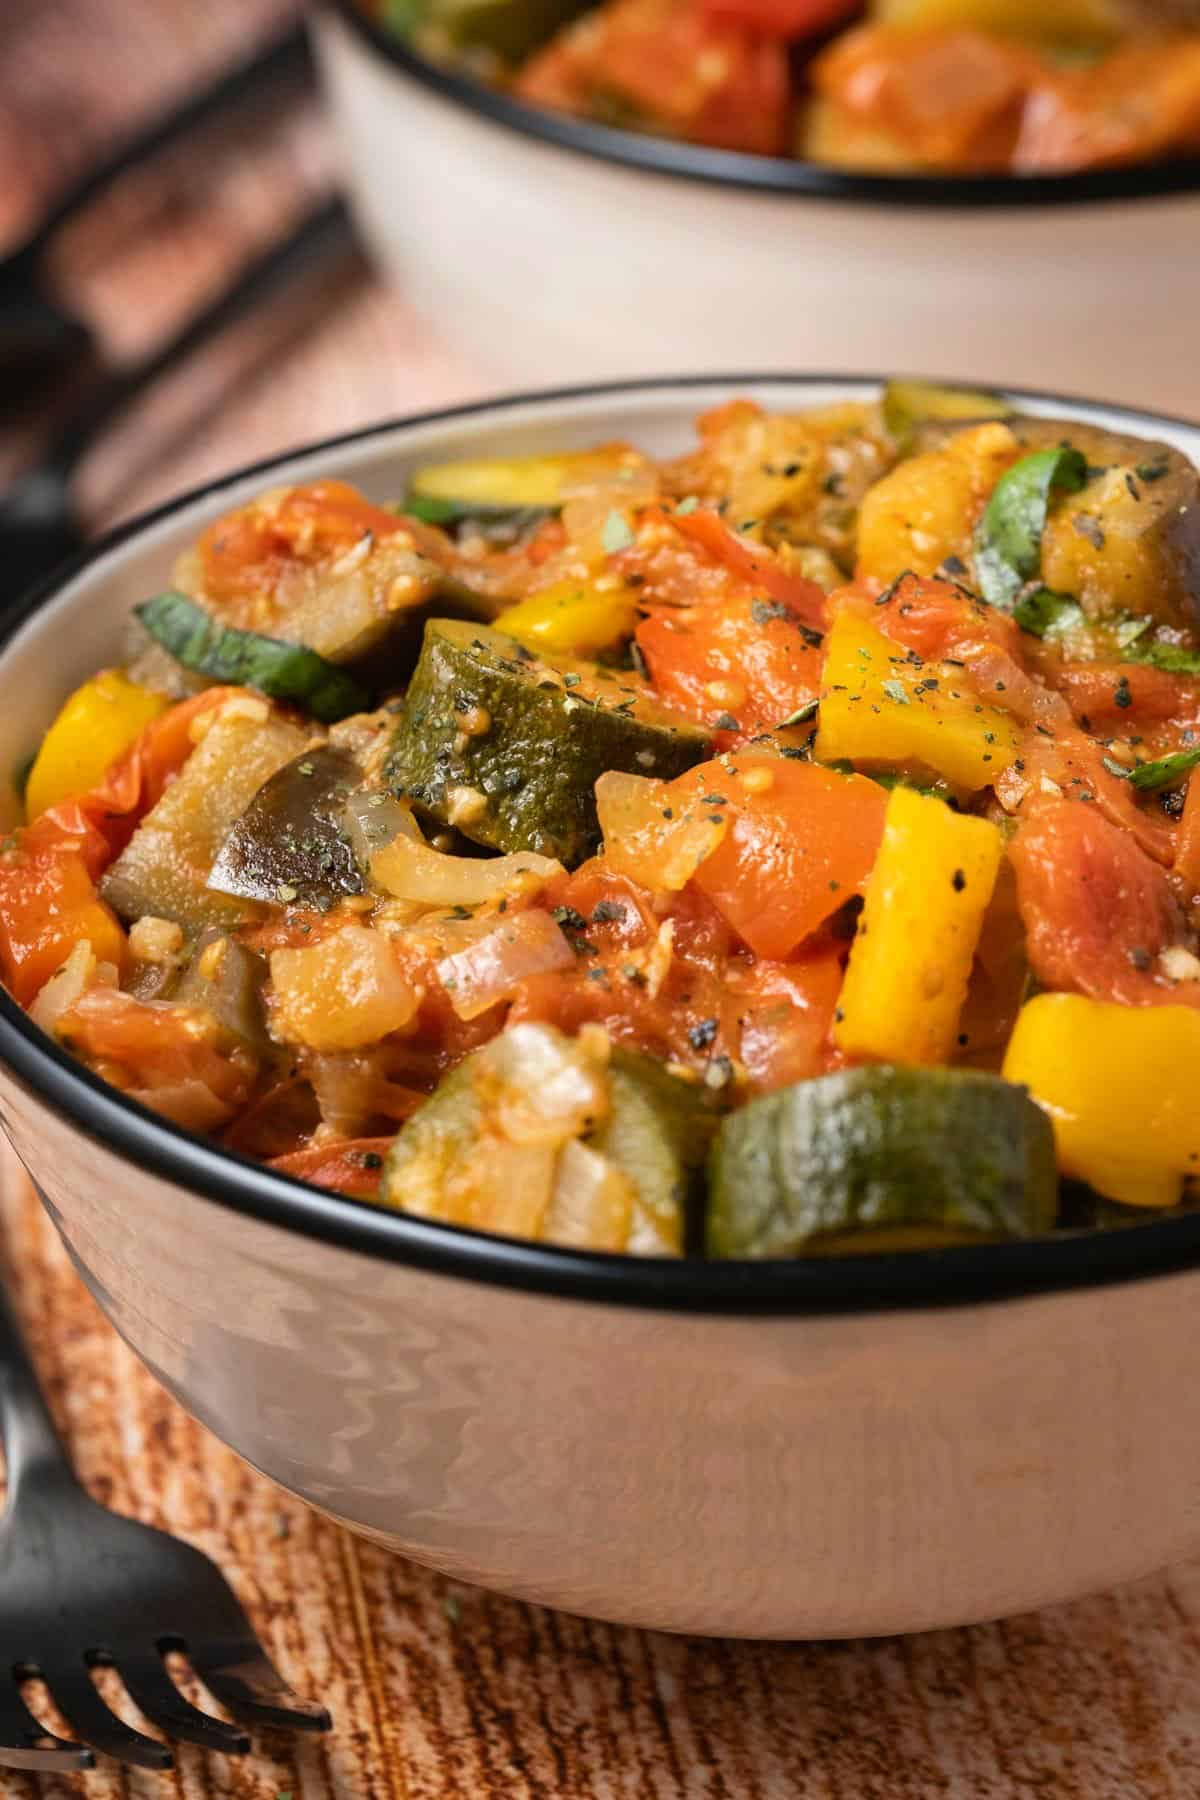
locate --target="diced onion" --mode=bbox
[131,1079,238,1133]
[30,941,99,1036]
[483,1021,611,1147]
[438,910,575,1020]
[342,790,424,867]
[371,834,563,906]
[309,1051,426,1138]
[543,1139,633,1251]
[596,770,727,892]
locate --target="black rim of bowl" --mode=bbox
[6,372,1200,1316]
[330,0,1200,210]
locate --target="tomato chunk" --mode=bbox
[0,809,127,1005]
[1010,799,1197,1007]
[729,949,844,1091]
[699,0,858,39]
[1053,662,1200,738]
[692,756,886,959]
[270,1137,395,1200]
[199,479,408,613]
[673,509,827,632]
[637,595,824,734]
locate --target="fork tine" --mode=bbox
[40,1663,174,1770]
[0,1681,95,1772]
[188,1650,331,1734]
[114,1654,251,1756]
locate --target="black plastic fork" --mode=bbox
[0,1268,330,1771]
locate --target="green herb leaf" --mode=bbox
[973,446,1089,610]
[1101,755,1129,779]
[778,698,819,726]
[403,493,460,525]
[675,495,700,516]
[601,510,635,555]
[1123,637,1200,677]
[1012,588,1085,639]
[1127,748,1200,791]
[882,680,910,705]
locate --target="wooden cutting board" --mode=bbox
[5,2,1200,1792]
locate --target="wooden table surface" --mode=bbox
[5,3,1200,1795]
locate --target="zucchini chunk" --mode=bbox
[137,592,367,724]
[882,379,1011,451]
[386,620,710,865]
[406,446,639,512]
[591,1051,721,1253]
[706,1065,1057,1258]
[208,746,365,908]
[409,0,590,61]
[102,705,309,933]
[379,1023,691,1253]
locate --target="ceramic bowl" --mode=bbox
[313,4,1200,416]
[5,376,1200,1639]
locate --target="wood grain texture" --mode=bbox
[5,2,1200,1794]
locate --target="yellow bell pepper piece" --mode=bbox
[25,670,168,822]
[835,785,1003,1065]
[1003,994,1200,1209]
[492,578,640,656]
[814,611,1019,794]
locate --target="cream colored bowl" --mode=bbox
[4,378,1200,1639]
[314,5,1200,416]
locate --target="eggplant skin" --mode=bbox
[207,746,365,907]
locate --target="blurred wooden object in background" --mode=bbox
[0,0,479,539]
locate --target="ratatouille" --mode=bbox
[362,0,1200,174]
[7,381,1200,1256]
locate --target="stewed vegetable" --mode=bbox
[363,0,1200,174]
[8,381,1200,1254]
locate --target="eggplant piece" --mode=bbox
[102,705,309,933]
[917,414,1200,632]
[208,746,365,908]
[174,930,271,1055]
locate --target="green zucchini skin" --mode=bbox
[380,1033,713,1253]
[881,379,1011,452]
[386,620,711,865]
[594,1051,720,1254]
[403,497,555,545]
[207,747,365,907]
[136,592,368,724]
[706,1066,1058,1259]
